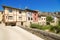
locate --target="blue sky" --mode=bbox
[0,0,60,12]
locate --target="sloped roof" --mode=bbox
[25,9,38,13]
[2,5,22,10]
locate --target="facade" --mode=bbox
[0,11,3,23]
[38,14,46,25]
[26,11,33,27]
[16,10,27,27]
[25,9,38,27]
[3,6,20,25]
[3,6,27,26]
[1,5,60,27]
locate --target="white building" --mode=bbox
[38,15,46,25]
[50,16,58,26]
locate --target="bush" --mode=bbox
[30,23,53,30]
[58,20,60,26]
[54,26,60,34]
[49,25,60,33]
[42,25,50,30]
[30,23,60,34]
[49,25,56,32]
[30,23,42,29]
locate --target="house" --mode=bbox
[2,5,39,26]
[2,5,60,27]
[50,16,58,26]
[2,6,21,26]
[38,14,46,25]
[2,5,27,26]
[25,9,39,27]
[16,10,27,27]
[50,13,60,26]
[0,11,3,23]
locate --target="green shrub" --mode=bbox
[54,26,60,33]
[42,25,50,30]
[30,23,42,29]
[58,19,60,26]
[49,25,55,32]
[49,25,60,33]
[30,23,60,34]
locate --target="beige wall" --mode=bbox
[0,11,3,22]
[16,21,27,27]
[4,7,17,22]
[4,7,47,26]
[4,7,27,26]
[16,11,27,26]
[38,16,46,25]
[21,11,27,21]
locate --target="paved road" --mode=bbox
[0,24,44,40]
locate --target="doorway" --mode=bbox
[21,22,23,26]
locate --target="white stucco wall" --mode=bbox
[38,16,46,25]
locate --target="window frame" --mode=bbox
[19,16,22,20]
[28,17,30,20]
[9,8,12,13]
[8,16,13,20]
[31,18,33,20]
[19,11,21,14]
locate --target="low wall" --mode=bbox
[18,26,60,40]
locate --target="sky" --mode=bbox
[0,0,60,12]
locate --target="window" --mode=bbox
[28,12,32,16]
[8,16,13,20]
[31,18,32,20]
[6,16,7,19]
[19,17,22,19]
[9,9,12,12]
[28,17,30,20]
[19,11,21,14]
[44,18,45,20]
[21,22,23,25]
[42,18,43,20]
[35,14,36,16]
[35,18,36,20]
[19,17,21,18]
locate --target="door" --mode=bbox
[21,22,23,25]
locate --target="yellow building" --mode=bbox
[2,6,20,26]
[2,5,27,26]
[0,11,3,23]
[16,10,27,27]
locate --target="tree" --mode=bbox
[58,19,60,26]
[46,16,53,25]
[49,25,60,33]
